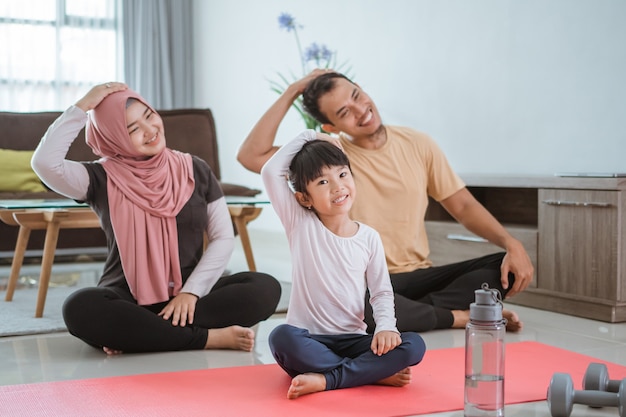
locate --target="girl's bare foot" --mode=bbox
[503,309,523,332]
[287,373,326,399]
[377,367,412,387]
[205,325,255,351]
[103,347,123,355]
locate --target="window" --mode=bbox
[0,0,122,111]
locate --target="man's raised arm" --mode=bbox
[237,69,326,173]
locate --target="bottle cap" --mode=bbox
[470,283,503,322]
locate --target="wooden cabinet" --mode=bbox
[424,175,626,322]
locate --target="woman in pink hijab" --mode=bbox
[32,82,281,354]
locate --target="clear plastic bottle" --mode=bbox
[464,283,506,417]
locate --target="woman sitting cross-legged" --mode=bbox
[31,82,281,354]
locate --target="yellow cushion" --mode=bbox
[0,149,47,192]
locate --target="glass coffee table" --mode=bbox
[0,196,269,317]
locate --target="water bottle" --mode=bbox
[464,283,506,417]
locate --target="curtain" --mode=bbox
[0,0,121,112]
[122,0,194,109]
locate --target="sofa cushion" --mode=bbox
[220,182,260,197]
[0,149,47,192]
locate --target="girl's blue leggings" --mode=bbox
[269,324,426,390]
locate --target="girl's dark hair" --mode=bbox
[302,72,354,125]
[289,139,351,193]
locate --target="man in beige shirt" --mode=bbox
[238,70,533,332]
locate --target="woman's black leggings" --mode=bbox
[62,272,281,353]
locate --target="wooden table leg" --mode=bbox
[228,206,263,272]
[233,215,257,272]
[2,208,101,318]
[35,221,61,318]
[5,225,31,302]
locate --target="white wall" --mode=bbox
[193,0,626,232]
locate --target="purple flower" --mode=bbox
[271,13,352,132]
[303,43,333,63]
[278,13,298,32]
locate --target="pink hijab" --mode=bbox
[86,89,195,305]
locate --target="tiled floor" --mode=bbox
[2,228,626,416]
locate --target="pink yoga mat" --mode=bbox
[2,341,626,417]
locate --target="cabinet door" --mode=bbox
[538,189,619,300]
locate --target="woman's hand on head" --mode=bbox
[158,292,199,327]
[75,82,128,112]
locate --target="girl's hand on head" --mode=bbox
[315,132,344,152]
[75,82,128,112]
[158,292,199,327]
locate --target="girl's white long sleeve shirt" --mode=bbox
[261,130,398,335]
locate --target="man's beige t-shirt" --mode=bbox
[340,126,465,274]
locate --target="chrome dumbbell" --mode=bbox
[547,372,626,417]
[584,363,621,393]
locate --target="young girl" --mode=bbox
[32,83,281,354]
[261,130,426,399]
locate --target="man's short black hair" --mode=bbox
[289,139,351,194]
[302,72,354,125]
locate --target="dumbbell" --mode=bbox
[547,372,626,417]
[584,362,621,392]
